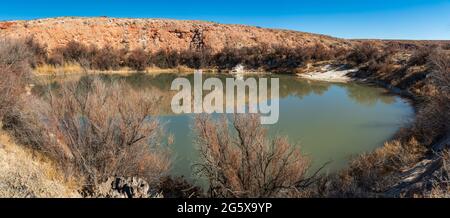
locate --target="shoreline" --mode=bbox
[296,64,357,83]
[28,63,445,197]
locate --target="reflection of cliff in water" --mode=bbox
[35,72,397,115]
[342,83,396,106]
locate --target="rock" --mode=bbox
[0,17,350,54]
[89,177,156,198]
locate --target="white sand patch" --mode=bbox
[297,65,358,83]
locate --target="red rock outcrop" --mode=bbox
[0,17,350,53]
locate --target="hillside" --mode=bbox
[0,17,350,53]
[0,131,80,198]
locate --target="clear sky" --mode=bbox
[0,0,449,40]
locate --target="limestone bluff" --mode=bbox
[0,17,350,54]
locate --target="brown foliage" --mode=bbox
[412,49,450,144]
[0,38,32,120]
[428,150,450,197]
[44,42,338,72]
[7,78,172,191]
[441,43,450,50]
[319,138,426,197]
[158,176,203,198]
[126,48,150,71]
[347,41,381,65]
[24,37,48,68]
[194,114,310,197]
[407,46,435,66]
[90,46,125,70]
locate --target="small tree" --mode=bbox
[347,41,381,65]
[127,48,149,71]
[0,38,32,120]
[35,78,171,190]
[413,49,450,143]
[194,114,310,197]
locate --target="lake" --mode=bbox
[41,72,414,185]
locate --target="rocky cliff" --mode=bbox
[0,17,350,53]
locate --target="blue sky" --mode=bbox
[0,0,449,39]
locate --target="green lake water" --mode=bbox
[43,73,414,185]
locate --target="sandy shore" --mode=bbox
[297,65,357,83]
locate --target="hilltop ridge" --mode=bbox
[0,17,350,53]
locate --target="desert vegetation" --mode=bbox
[0,38,174,197]
[194,114,313,197]
[0,35,449,198]
[34,40,343,73]
[315,41,450,197]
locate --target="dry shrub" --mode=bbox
[42,42,339,72]
[428,150,450,198]
[1,38,172,194]
[2,96,50,152]
[323,48,449,197]
[58,40,90,63]
[126,48,149,71]
[90,46,126,71]
[412,49,450,144]
[352,138,425,175]
[429,49,450,94]
[24,37,47,68]
[407,46,434,66]
[0,131,80,197]
[0,67,24,120]
[0,38,32,120]
[158,176,203,198]
[194,114,310,198]
[321,138,426,197]
[347,41,381,65]
[13,78,171,191]
[47,52,64,66]
[441,43,450,50]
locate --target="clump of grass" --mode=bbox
[0,131,80,197]
[318,138,426,197]
[428,150,450,198]
[35,62,84,74]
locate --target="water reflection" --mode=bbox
[35,72,413,184]
[39,73,397,109]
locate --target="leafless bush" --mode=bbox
[0,38,32,120]
[428,150,450,198]
[407,46,434,66]
[0,38,32,71]
[441,43,450,50]
[194,114,310,197]
[429,49,450,93]
[24,37,47,67]
[319,138,426,197]
[48,40,91,69]
[59,40,90,62]
[158,176,203,198]
[90,46,126,70]
[347,41,381,65]
[17,78,172,190]
[2,96,50,151]
[412,50,450,144]
[126,48,149,71]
